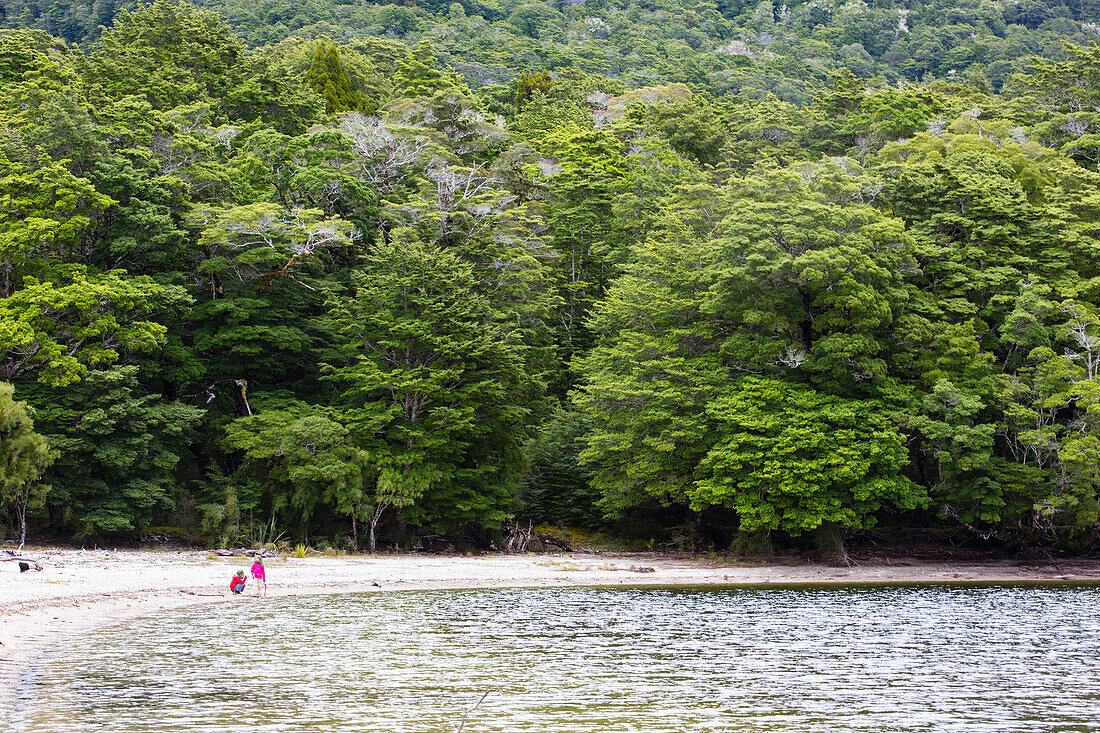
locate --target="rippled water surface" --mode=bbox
[14,585,1100,732]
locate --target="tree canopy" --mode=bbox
[4,0,1100,553]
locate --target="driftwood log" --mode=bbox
[501,520,532,554]
[500,523,575,554]
[211,548,278,558]
[3,550,43,571]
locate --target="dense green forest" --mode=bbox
[2,0,1100,553]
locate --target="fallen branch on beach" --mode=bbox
[210,548,278,558]
[3,551,43,571]
[501,521,532,553]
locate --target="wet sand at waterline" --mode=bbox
[2,548,1098,724]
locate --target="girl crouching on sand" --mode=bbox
[230,570,247,594]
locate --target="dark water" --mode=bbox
[13,585,1100,732]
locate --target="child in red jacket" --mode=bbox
[230,569,247,594]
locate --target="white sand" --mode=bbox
[1,547,1095,725]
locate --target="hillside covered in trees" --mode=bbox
[3,0,1100,553]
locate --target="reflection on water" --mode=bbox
[13,585,1100,732]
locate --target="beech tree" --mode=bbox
[0,382,55,548]
[0,153,113,295]
[575,221,724,517]
[84,0,245,110]
[694,377,927,553]
[708,158,911,395]
[225,403,373,543]
[24,366,203,538]
[323,237,537,531]
[0,268,181,387]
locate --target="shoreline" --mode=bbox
[3,549,1099,725]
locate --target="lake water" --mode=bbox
[12,584,1100,732]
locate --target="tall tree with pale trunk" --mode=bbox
[0,382,55,549]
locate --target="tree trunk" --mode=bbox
[730,528,771,556]
[17,495,27,550]
[368,502,388,554]
[236,379,252,416]
[814,522,849,566]
[351,512,358,551]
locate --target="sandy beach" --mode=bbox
[2,547,1098,725]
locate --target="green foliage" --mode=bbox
[0,267,177,387]
[709,159,911,394]
[22,366,203,538]
[391,40,467,99]
[225,402,372,531]
[693,377,927,534]
[518,404,599,527]
[5,0,1100,552]
[575,220,725,516]
[0,381,55,546]
[1009,43,1100,170]
[514,70,551,109]
[84,0,245,110]
[307,40,371,114]
[0,152,114,289]
[509,91,591,146]
[322,236,536,528]
[624,99,726,167]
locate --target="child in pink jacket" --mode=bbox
[250,557,266,597]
